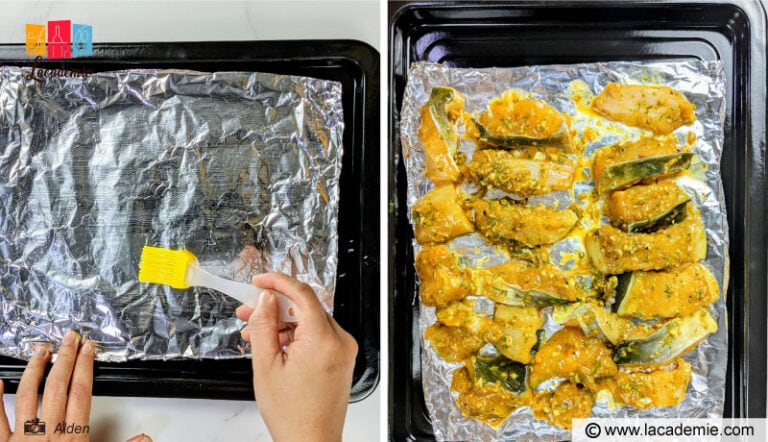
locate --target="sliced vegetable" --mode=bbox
[592,135,693,194]
[471,355,528,394]
[415,245,473,308]
[591,82,696,134]
[598,359,692,409]
[492,304,543,364]
[605,180,691,232]
[418,86,464,184]
[463,149,575,196]
[472,261,583,307]
[412,185,474,245]
[585,204,707,274]
[615,263,720,320]
[530,327,617,390]
[552,302,639,346]
[613,309,718,366]
[470,117,570,149]
[472,199,578,246]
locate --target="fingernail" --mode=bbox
[259,290,275,308]
[62,330,80,346]
[126,434,153,442]
[80,341,95,356]
[34,344,50,358]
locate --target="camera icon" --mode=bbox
[23,418,46,435]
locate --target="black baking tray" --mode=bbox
[0,40,379,402]
[389,1,767,439]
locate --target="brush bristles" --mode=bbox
[138,246,196,289]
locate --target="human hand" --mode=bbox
[236,273,358,442]
[0,331,94,441]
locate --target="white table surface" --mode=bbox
[0,1,381,441]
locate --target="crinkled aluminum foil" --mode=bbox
[400,61,728,441]
[0,66,343,361]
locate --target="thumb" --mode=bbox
[125,434,153,442]
[246,291,282,371]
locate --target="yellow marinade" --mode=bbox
[592,135,693,194]
[604,180,691,232]
[463,149,575,196]
[585,205,707,274]
[472,199,578,246]
[616,263,720,319]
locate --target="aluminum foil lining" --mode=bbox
[400,61,728,441]
[0,66,343,361]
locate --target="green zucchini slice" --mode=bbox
[429,87,461,148]
[551,303,628,346]
[592,136,693,194]
[614,263,720,320]
[612,309,717,366]
[470,117,570,149]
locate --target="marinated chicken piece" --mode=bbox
[418,86,464,184]
[591,82,696,134]
[605,180,691,232]
[493,304,543,364]
[470,92,571,149]
[412,185,474,245]
[415,245,472,307]
[436,301,541,364]
[592,135,693,194]
[436,299,497,337]
[585,205,707,274]
[530,327,617,389]
[599,359,692,409]
[472,199,578,246]
[472,261,583,306]
[615,263,720,319]
[425,323,484,363]
[451,365,525,428]
[532,382,594,429]
[463,149,575,196]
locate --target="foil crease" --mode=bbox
[400,61,728,441]
[0,67,343,361]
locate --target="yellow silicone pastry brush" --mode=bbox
[138,246,299,322]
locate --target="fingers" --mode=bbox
[41,330,80,424]
[241,325,294,346]
[0,380,11,440]
[252,273,328,329]
[65,341,95,424]
[126,433,153,442]
[235,304,254,322]
[14,345,50,430]
[246,291,283,372]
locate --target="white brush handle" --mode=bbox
[186,263,299,322]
